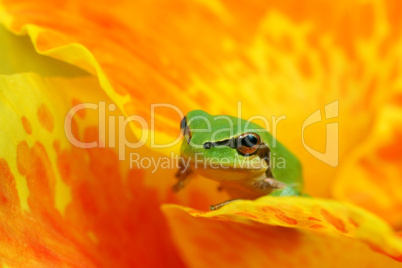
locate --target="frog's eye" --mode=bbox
[236,132,260,156]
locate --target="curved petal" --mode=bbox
[334,90,402,229]
[1,0,401,198]
[163,195,402,263]
[0,70,184,266]
[1,0,402,266]
[163,204,402,267]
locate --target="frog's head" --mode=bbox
[179,110,270,181]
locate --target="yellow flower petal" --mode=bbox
[334,91,402,228]
[163,203,402,267]
[0,67,184,266]
[1,0,402,266]
[163,196,402,262]
[2,0,400,198]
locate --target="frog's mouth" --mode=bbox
[202,138,235,149]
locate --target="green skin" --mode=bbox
[174,110,303,210]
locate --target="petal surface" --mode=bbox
[163,196,402,265]
[1,0,401,198]
[0,68,184,266]
[334,90,402,229]
[1,0,402,266]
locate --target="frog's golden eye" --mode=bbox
[236,132,260,156]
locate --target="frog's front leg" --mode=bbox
[173,157,193,192]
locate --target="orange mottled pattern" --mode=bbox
[0,75,185,267]
[164,205,402,267]
[262,206,298,225]
[21,116,32,135]
[37,104,54,133]
[53,131,183,267]
[71,99,86,119]
[2,0,402,199]
[180,196,402,262]
[0,0,402,267]
[0,157,96,267]
[1,138,183,266]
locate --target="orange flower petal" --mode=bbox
[0,69,183,266]
[2,0,401,198]
[1,0,402,266]
[163,196,402,263]
[164,204,402,267]
[334,91,402,228]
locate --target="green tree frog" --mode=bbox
[174,110,303,210]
